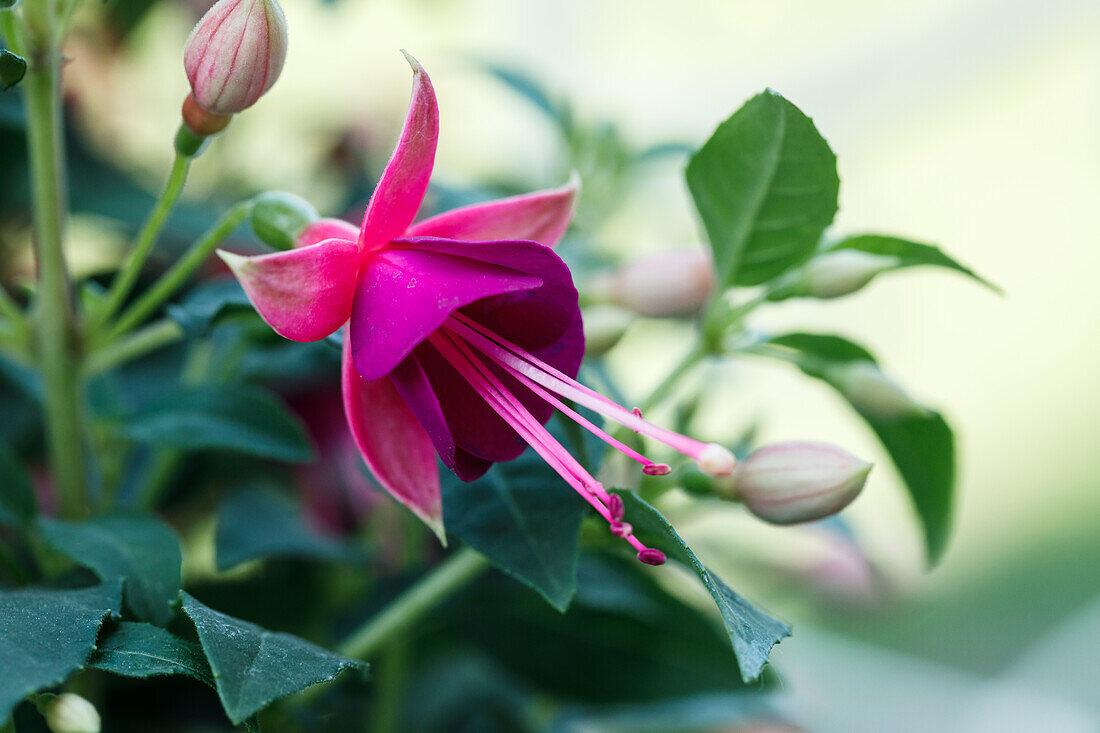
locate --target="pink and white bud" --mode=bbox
[798,250,898,299]
[831,361,925,419]
[732,441,871,525]
[184,0,288,115]
[44,693,101,733]
[591,250,714,318]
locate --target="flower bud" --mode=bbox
[732,441,871,525]
[590,250,714,318]
[183,0,288,116]
[250,192,319,250]
[792,250,898,299]
[44,693,101,733]
[581,304,634,355]
[830,361,926,419]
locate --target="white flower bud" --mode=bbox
[45,693,101,733]
[581,304,634,355]
[831,361,926,419]
[593,250,714,317]
[732,441,871,525]
[798,250,898,299]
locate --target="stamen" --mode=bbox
[446,314,736,476]
[637,548,667,566]
[607,493,624,522]
[503,363,672,477]
[428,330,664,562]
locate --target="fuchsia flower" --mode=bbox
[219,53,736,564]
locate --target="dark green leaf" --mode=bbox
[166,278,255,338]
[761,332,955,565]
[0,0,21,10]
[124,385,314,462]
[39,514,182,626]
[614,491,791,682]
[0,444,34,526]
[553,691,774,732]
[827,234,1001,294]
[215,486,362,571]
[686,90,838,287]
[180,592,365,724]
[443,445,588,612]
[0,582,121,721]
[441,555,759,703]
[0,50,26,91]
[90,621,214,686]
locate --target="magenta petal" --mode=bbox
[341,334,445,539]
[359,52,439,250]
[407,174,579,248]
[388,351,493,482]
[297,218,358,248]
[349,240,544,381]
[218,239,361,342]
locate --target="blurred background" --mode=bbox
[4,0,1099,730]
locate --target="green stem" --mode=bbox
[339,547,489,660]
[83,318,183,377]
[23,30,87,518]
[95,154,191,331]
[639,344,705,413]
[369,641,409,733]
[0,11,27,56]
[106,201,251,341]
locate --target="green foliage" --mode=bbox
[0,443,34,527]
[123,384,314,462]
[615,491,791,682]
[763,332,955,564]
[0,582,121,722]
[826,234,1001,293]
[90,621,214,686]
[215,485,363,571]
[179,592,366,725]
[442,444,589,612]
[166,278,255,338]
[442,555,763,703]
[39,514,182,625]
[0,50,26,91]
[687,90,838,287]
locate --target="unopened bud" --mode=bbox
[831,361,926,419]
[184,0,288,116]
[44,693,101,733]
[796,250,898,299]
[697,442,737,477]
[581,304,634,355]
[251,192,319,250]
[591,250,714,318]
[732,441,871,525]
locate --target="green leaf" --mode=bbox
[442,555,763,703]
[443,445,588,612]
[686,90,838,287]
[614,491,791,682]
[0,50,26,91]
[40,514,182,626]
[124,385,314,462]
[180,592,366,724]
[0,444,34,526]
[0,0,22,11]
[827,234,1001,294]
[0,582,121,722]
[166,278,255,338]
[762,332,955,565]
[90,621,214,686]
[215,486,363,571]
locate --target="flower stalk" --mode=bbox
[339,546,489,660]
[21,12,87,517]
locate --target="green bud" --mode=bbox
[250,192,319,251]
[44,693,101,733]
